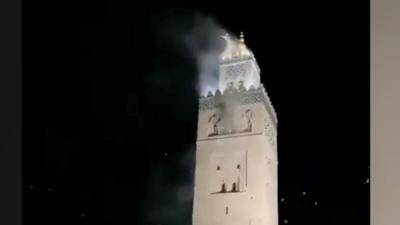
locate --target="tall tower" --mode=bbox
[192,32,278,225]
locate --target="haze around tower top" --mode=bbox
[183,15,251,96]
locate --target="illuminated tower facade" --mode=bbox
[192,32,278,225]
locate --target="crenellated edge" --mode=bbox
[199,84,277,129]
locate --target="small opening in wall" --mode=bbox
[231,182,237,192]
[221,183,227,193]
[217,166,220,170]
[237,164,240,169]
[226,207,229,215]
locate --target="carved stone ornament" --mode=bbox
[199,87,277,129]
[207,113,222,136]
[241,109,253,132]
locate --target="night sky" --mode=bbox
[25,0,369,225]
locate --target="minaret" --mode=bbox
[192,32,278,225]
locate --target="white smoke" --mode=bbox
[183,14,258,98]
[183,14,233,96]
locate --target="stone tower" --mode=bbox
[192,32,278,225]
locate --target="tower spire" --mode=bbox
[239,31,245,43]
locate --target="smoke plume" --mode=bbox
[183,14,229,96]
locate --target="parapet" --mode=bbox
[199,84,277,129]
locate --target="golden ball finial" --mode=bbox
[239,31,245,42]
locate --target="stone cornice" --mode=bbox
[197,132,263,143]
[219,56,254,65]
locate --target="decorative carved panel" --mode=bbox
[207,108,254,137]
[199,87,277,129]
[209,151,248,194]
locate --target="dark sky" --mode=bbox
[25,0,369,225]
